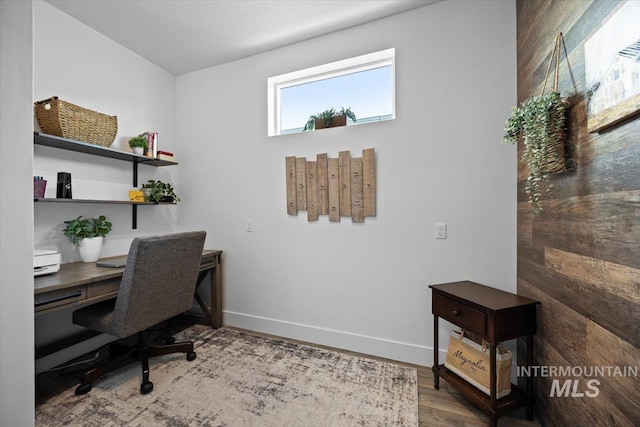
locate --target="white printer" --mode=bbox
[34,249,61,276]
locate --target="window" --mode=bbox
[268,48,395,136]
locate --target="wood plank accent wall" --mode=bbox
[515,1,640,426]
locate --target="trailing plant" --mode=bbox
[503,91,568,216]
[302,107,357,131]
[128,136,149,151]
[63,215,112,245]
[141,179,180,202]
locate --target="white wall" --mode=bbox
[33,0,178,263]
[177,0,517,365]
[32,0,179,371]
[0,1,35,425]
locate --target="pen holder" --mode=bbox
[34,180,47,198]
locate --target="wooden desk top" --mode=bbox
[35,249,222,295]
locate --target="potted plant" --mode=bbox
[303,107,357,131]
[128,136,149,155]
[502,91,568,216]
[141,179,180,203]
[63,215,112,262]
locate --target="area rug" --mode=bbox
[36,326,418,426]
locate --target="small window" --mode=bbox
[268,48,395,136]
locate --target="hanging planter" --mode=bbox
[503,33,569,216]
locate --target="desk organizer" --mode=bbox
[34,179,47,198]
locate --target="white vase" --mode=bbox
[79,236,103,263]
[132,146,144,155]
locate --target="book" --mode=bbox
[157,150,173,156]
[157,154,175,162]
[140,131,158,158]
[151,132,158,158]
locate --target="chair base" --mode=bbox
[74,331,196,396]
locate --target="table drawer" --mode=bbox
[35,286,86,313]
[433,293,486,336]
[200,253,217,270]
[86,278,120,299]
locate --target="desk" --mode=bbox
[430,281,539,427]
[35,250,222,357]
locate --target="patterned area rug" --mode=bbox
[36,326,418,426]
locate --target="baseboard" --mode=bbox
[224,310,447,367]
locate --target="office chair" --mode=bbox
[72,231,206,395]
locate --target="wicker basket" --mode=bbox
[34,97,117,147]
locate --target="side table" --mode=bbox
[430,281,540,427]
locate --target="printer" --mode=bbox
[34,249,60,276]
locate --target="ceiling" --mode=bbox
[45,0,440,76]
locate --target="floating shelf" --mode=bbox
[34,132,178,166]
[34,198,176,205]
[34,132,178,228]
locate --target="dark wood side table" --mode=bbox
[429,281,540,427]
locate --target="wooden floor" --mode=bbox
[238,327,541,427]
[228,327,541,427]
[37,323,542,427]
[416,366,541,427]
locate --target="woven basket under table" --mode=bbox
[34,97,117,147]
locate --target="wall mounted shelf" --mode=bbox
[34,132,178,228]
[34,198,176,205]
[34,132,178,166]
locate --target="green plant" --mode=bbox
[63,215,112,245]
[128,136,149,151]
[302,107,357,131]
[141,179,180,202]
[503,91,568,216]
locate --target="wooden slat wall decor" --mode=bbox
[350,157,364,223]
[286,149,376,223]
[285,156,297,215]
[328,158,340,222]
[295,157,306,211]
[317,153,329,215]
[515,1,640,425]
[338,151,352,217]
[362,148,376,217]
[306,161,318,221]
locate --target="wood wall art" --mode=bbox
[286,148,376,223]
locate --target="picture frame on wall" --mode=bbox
[584,0,640,133]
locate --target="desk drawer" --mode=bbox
[200,254,217,270]
[35,286,86,312]
[86,278,120,299]
[433,293,486,336]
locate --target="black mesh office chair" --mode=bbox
[72,231,206,395]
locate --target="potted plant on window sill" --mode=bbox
[128,136,148,155]
[303,107,357,131]
[141,179,180,203]
[62,215,112,262]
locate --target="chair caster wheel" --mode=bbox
[140,381,154,394]
[75,383,92,395]
[164,336,176,345]
[186,351,196,361]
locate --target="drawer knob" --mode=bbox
[451,310,461,317]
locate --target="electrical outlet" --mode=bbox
[246,219,253,232]
[435,223,447,239]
